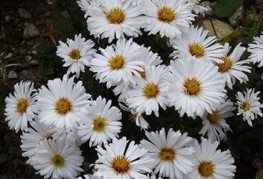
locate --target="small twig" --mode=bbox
[40,34,57,46]
[209,19,219,40]
[1,25,6,39]
[3,63,24,68]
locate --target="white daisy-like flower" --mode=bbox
[147,172,163,179]
[76,96,122,146]
[199,97,235,142]
[112,45,162,101]
[165,59,226,118]
[94,137,154,179]
[126,65,169,117]
[76,174,102,179]
[56,34,96,78]
[236,88,263,126]
[77,0,93,18]
[216,43,251,89]
[32,138,84,179]
[140,128,195,179]
[187,0,208,16]
[188,137,236,179]
[247,32,263,67]
[122,0,143,6]
[170,25,224,63]
[4,81,37,133]
[85,0,143,42]
[113,82,133,102]
[129,111,149,131]
[90,38,144,87]
[119,101,149,130]
[141,46,163,66]
[142,0,195,38]
[37,75,91,129]
[20,120,65,165]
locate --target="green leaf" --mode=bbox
[213,0,245,18]
[0,153,8,164]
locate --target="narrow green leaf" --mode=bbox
[213,0,245,18]
[0,153,8,164]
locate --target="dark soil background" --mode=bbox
[0,0,78,178]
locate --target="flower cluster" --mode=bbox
[4,0,263,178]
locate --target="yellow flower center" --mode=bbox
[207,110,220,124]
[158,6,176,23]
[55,97,72,115]
[143,82,159,99]
[112,155,130,173]
[159,148,175,161]
[198,161,215,177]
[50,154,65,168]
[16,98,28,115]
[218,57,233,73]
[106,8,125,24]
[184,78,201,96]
[188,43,205,58]
[241,101,251,112]
[69,49,81,61]
[108,55,125,70]
[92,117,107,132]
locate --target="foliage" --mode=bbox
[213,0,245,18]
[0,52,23,85]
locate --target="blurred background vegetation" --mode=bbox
[0,0,263,178]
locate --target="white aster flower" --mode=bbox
[90,38,144,87]
[76,96,122,146]
[165,59,226,118]
[113,82,133,102]
[94,137,154,179]
[126,65,169,117]
[112,45,162,101]
[56,34,96,78]
[37,75,91,129]
[216,43,251,89]
[142,0,195,38]
[76,174,102,179]
[199,97,235,142]
[141,46,163,67]
[32,138,84,179]
[77,0,94,18]
[4,81,37,133]
[170,25,224,63]
[20,120,66,165]
[188,0,208,16]
[140,128,195,179]
[147,173,163,179]
[122,0,143,6]
[248,32,263,67]
[188,137,236,179]
[129,111,149,130]
[119,101,149,130]
[236,88,263,126]
[85,0,143,42]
